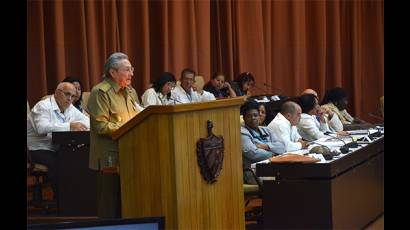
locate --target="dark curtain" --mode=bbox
[27,0,384,122]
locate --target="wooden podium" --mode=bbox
[112,97,246,229]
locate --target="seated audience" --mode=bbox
[141,72,177,107]
[27,82,90,196]
[241,101,285,184]
[267,101,308,151]
[62,76,88,115]
[230,72,255,97]
[203,72,236,99]
[321,87,356,124]
[301,88,344,132]
[172,68,216,103]
[297,94,347,141]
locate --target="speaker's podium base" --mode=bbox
[113,98,246,229]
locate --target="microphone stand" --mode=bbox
[324,133,355,154]
[308,141,340,159]
[170,97,184,105]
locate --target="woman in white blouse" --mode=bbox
[141,72,176,107]
[297,94,347,141]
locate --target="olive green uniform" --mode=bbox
[87,77,141,218]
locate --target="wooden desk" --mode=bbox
[52,131,97,216]
[256,137,384,229]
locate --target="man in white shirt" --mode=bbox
[171,68,216,103]
[27,82,90,195]
[267,101,308,152]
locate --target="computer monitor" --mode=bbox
[28,217,165,230]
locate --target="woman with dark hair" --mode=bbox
[321,87,354,124]
[258,103,267,126]
[240,101,285,184]
[297,94,347,141]
[62,76,85,113]
[203,72,236,99]
[230,72,255,97]
[141,72,176,107]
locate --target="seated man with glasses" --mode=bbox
[141,72,177,107]
[27,82,90,199]
[171,68,216,104]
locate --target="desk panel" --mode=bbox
[257,137,384,229]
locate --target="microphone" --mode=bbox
[169,97,184,105]
[323,132,356,154]
[308,141,340,160]
[341,133,359,148]
[325,132,358,146]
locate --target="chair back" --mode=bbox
[194,76,205,90]
[243,168,263,222]
[41,94,52,101]
[81,92,90,111]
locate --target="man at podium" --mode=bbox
[87,52,142,218]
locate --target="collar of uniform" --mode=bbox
[104,77,123,93]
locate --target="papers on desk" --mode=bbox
[253,95,281,103]
[271,95,281,101]
[347,129,369,135]
[348,128,381,135]
[306,153,327,163]
[313,136,345,147]
[254,97,270,103]
[376,126,384,134]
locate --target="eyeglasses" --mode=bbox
[58,89,76,100]
[117,66,135,73]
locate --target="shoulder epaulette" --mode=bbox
[98,81,112,92]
